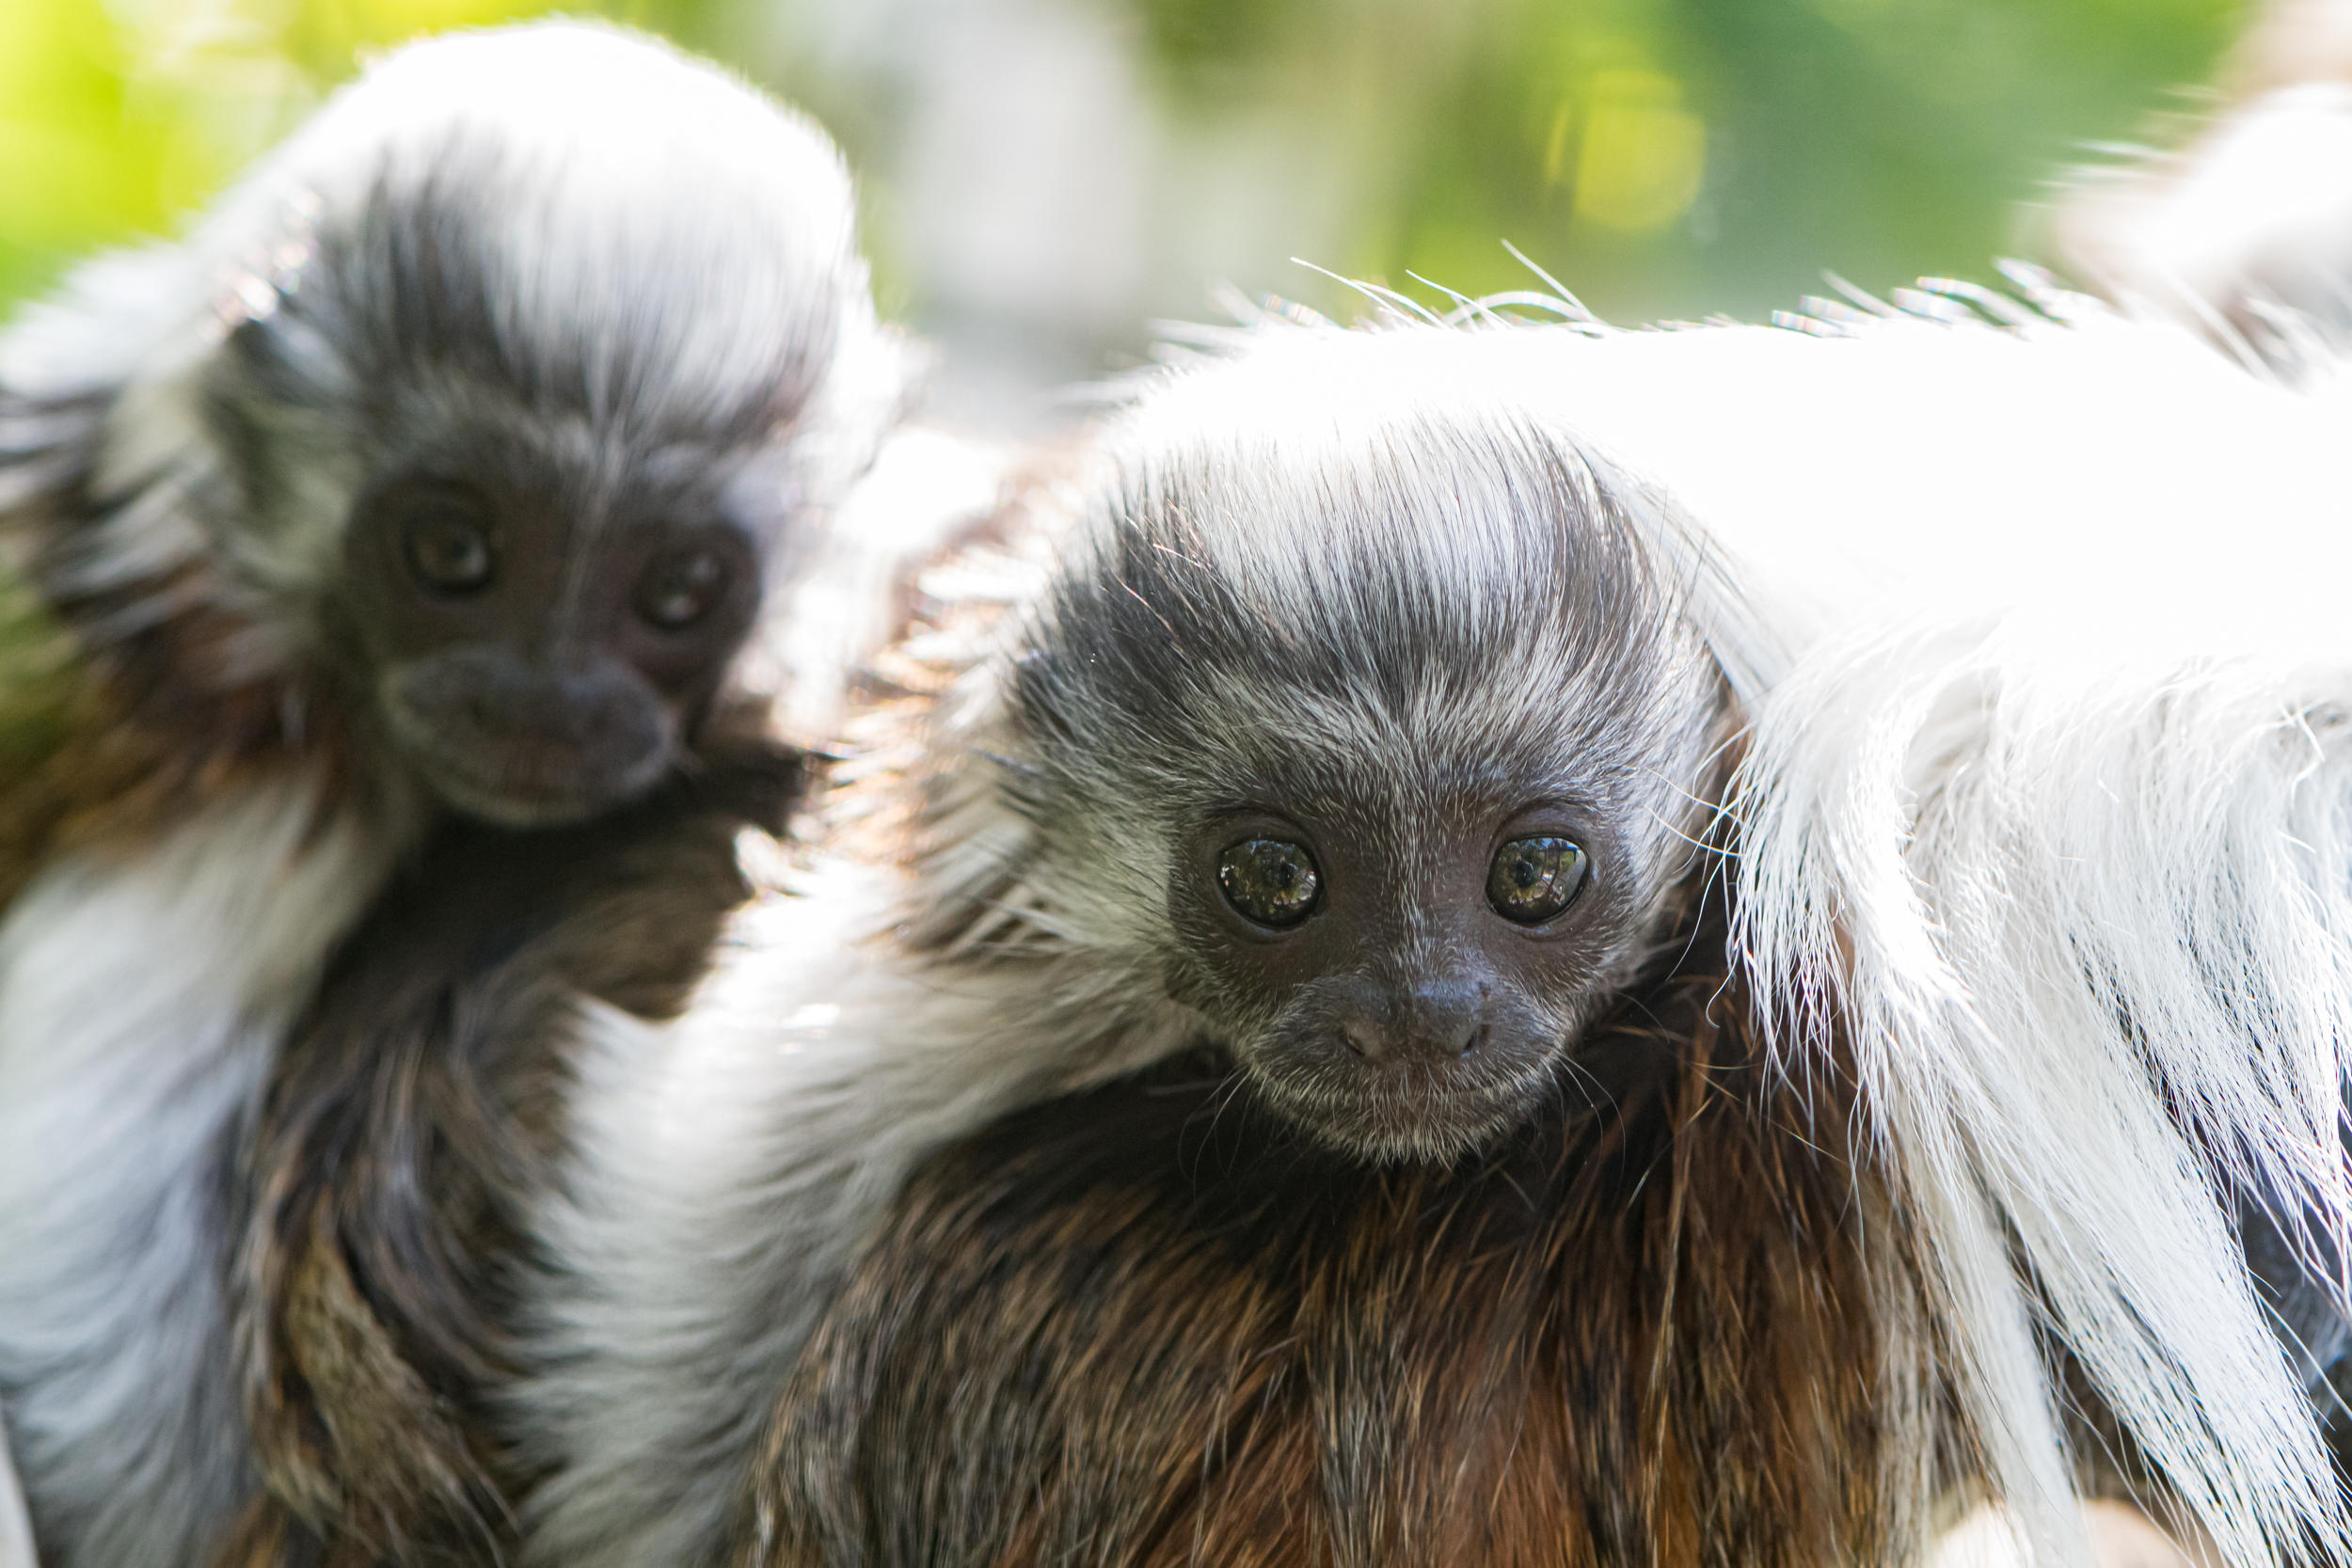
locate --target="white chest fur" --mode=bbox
[0,782,391,1568]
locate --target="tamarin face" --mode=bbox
[187,130,857,825]
[1169,783,1634,1162]
[334,441,770,826]
[213,240,810,828]
[52,21,885,828]
[1001,382,1728,1165]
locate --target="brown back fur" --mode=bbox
[744,943,1945,1568]
[209,721,802,1567]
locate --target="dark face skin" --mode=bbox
[339,466,762,828]
[1169,784,1652,1164]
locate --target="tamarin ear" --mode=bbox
[193,307,343,545]
[207,280,359,426]
[4,330,242,628]
[0,261,355,627]
[0,305,335,901]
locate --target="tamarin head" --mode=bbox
[976,327,1728,1164]
[5,22,897,826]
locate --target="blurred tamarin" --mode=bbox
[2047,0,2352,357]
[0,23,899,1568]
[514,293,2352,1567]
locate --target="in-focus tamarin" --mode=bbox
[521,296,2352,1566]
[0,23,899,1567]
[508,315,1850,1564]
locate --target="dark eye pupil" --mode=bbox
[637,550,729,630]
[1216,837,1321,928]
[403,510,493,594]
[1487,835,1588,925]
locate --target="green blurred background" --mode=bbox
[0,0,2245,410]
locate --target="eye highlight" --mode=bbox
[1216,838,1321,929]
[401,504,494,595]
[635,548,731,630]
[1487,835,1589,926]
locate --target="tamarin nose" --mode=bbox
[1335,982,1489,1067]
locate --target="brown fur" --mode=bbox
[207,723,803,1567]
[742,943,1951,1568]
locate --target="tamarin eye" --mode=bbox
[1216,838,1321,928]
[402,505,495,594]
[635,549,731,630]
[1486,836,1588,925]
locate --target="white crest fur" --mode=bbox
[0,21,872,419]
[525,290,2352,1564]
[1243,306,2352,1561]
[1281,303,2352,1560]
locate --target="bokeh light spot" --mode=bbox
[1570,69,1705,234]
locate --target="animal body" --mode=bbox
[515,317,1739,1564]
[517,295,2352,1568]
[0,23,896,1567]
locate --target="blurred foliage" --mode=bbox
[1136,0,2245,321]
[0,0,2247,332]
[0,0,734,308]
